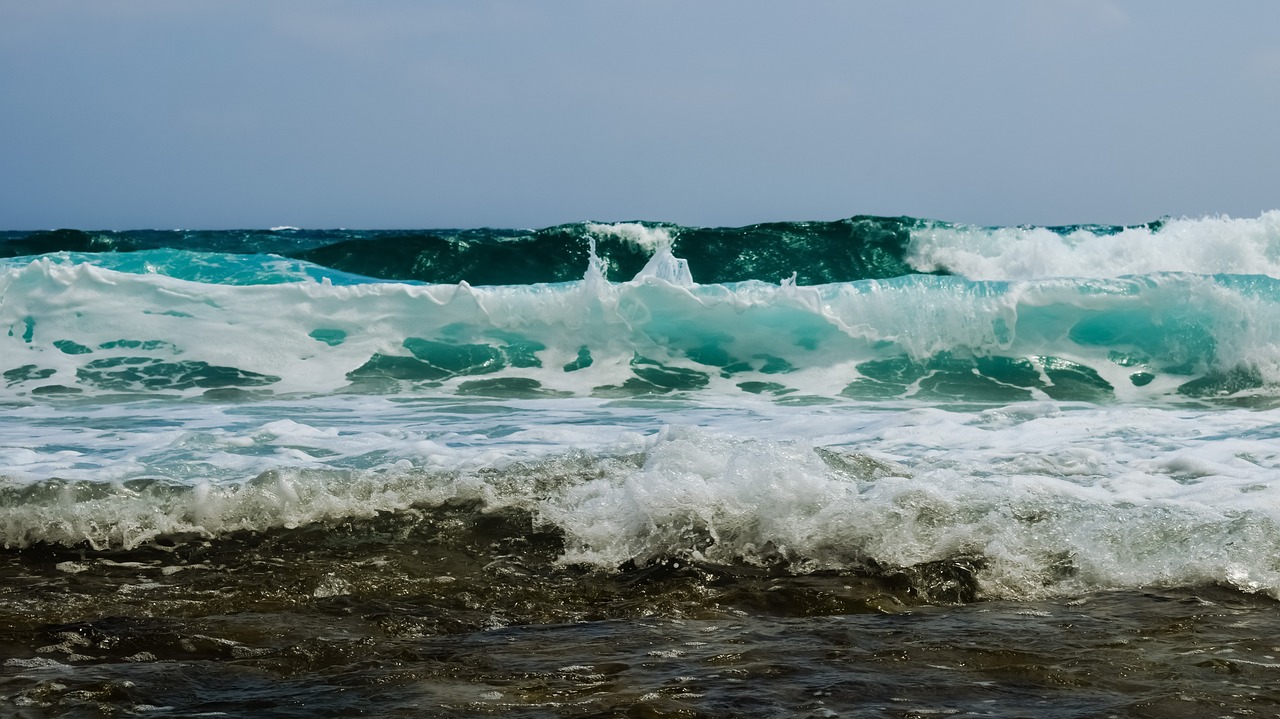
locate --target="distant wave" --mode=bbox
[4,212,1279,285]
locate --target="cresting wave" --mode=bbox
[4,248,1280,404]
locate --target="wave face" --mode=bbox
[5,212,1280,605]
[3,219,923,285]
[7,211,1280,285]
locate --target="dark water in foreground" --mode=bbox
[3,506,1277,718]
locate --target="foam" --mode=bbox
[543,417,1280,599]
[907,211,1280,280]
[6,408,1280,600]
[586,222,675,255]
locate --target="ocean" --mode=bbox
[3,213,1280,717]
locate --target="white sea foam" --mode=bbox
[5,396,1280,600]
[586,222,675,254]
[908,211,1280,280]
[543,416,1280,599]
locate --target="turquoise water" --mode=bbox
[4,213,1280,716]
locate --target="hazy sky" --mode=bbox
[2,1,1278,230]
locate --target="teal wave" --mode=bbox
[0,217,947,285]
[4,257,1280,404]
[5,214,1268,286]
[0,249,392,286]
[7,213,1277,288]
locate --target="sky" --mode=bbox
[2,1,1278,230]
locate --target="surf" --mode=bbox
[4,253,1280,404]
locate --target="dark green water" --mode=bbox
[0,216,939,286]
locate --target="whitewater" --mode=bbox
[4,213,1280,717]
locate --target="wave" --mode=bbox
[5,424,1280,602]
[0,219,918,285]
[8,212,1280,617]
[4,251,1280,403]
[5,212,1279,285]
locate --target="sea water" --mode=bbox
[3,214,1280,716]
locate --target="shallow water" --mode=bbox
[3,513,1277,718]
